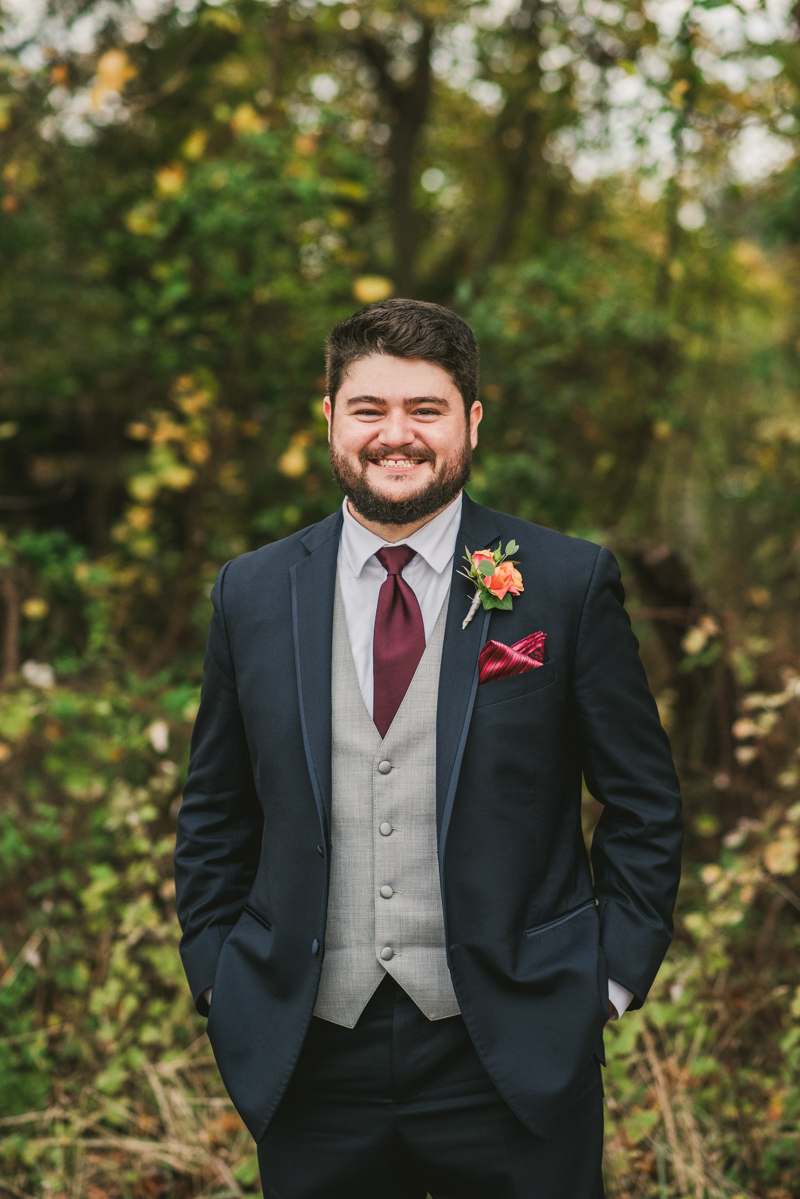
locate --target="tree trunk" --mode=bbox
[361,23,434,296]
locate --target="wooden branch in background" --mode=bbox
[1,570,19,683]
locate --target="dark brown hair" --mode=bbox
[325,298,479,414]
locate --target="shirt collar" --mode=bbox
[340,492,463,578]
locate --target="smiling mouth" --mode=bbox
[370,457,426,471]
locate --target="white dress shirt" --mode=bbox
[337,492,633,1022]
[338,492,463,717]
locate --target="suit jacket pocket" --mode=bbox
[243,904,272,932]
[474,658,556,708]
[524,898,596,938]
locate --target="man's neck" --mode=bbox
[345,496,459,543]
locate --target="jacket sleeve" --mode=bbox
[572,546,683,1008]
[174,562,264,1015]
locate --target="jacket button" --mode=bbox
[380,885,393,899]
[380,946,394,961]
[311,939,319,955]
[379,822,393,836]
[317,845,324,856]
[378,760,392,774]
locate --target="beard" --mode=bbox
[329,436,472,527]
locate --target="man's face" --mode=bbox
[323,354,482,527]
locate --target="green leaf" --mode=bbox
[480,592,514,611]
[506,540,519,556]
[478,560,495,576]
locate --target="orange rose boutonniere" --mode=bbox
[459,540,523,629]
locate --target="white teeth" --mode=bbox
[375,458,421,469]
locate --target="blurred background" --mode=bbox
[0,0,799,1195]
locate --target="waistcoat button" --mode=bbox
[378,760,392,774]
[379,822,393,836]
[380,946,394,961]
[380,885,393,898]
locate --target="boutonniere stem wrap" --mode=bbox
[460,540,523,629]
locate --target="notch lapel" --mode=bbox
[290,510,343,847]
[436,495,501,851]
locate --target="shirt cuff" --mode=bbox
[608,978,633,1020]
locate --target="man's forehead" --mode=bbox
[338,353,458,394]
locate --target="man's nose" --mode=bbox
[378,409,416,447]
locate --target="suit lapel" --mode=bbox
[436,495,501,849]
[290,509,343,846]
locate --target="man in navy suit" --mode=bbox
[175,299,682,1198]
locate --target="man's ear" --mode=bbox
[323,396,333,441]
[469,400,483,450]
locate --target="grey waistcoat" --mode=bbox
[312,579,460,1028]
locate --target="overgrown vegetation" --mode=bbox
[2,0,800,1195]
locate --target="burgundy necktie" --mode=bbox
[373,545,426,738]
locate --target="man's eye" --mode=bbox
[354,407,382,416]
[414,408,441,417]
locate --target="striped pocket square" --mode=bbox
[478,632,547,684]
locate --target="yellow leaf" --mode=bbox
[22,598,49,620]
[352,276,394,304]
[182,129,208,160]
[230,104,265,135]
[160,465,196,491]
[125,203,159,237]
[92,49,137,108]
[151,418,186,446]
[331,179,368,201]
[765,836,799,876]
[156,163,186,197]
[125,421,150,440]
[128,474,160,502]
[175,376,214,415]
[126,506,153,531]
[668,78,689,108]
[278,446,308,478]
[186,439,211,465]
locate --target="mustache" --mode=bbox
[358,444,436,468]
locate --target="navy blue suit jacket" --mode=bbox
[174,495,682,1141]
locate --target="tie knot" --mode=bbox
[376,545,416,576]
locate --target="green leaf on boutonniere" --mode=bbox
[506,540,519,556]
[481,591,514,611]
[477,560,495,576]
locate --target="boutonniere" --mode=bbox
[459,540,523,629]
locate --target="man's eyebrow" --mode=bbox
[343,395,452,408]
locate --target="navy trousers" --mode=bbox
[257,976,604,1199]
